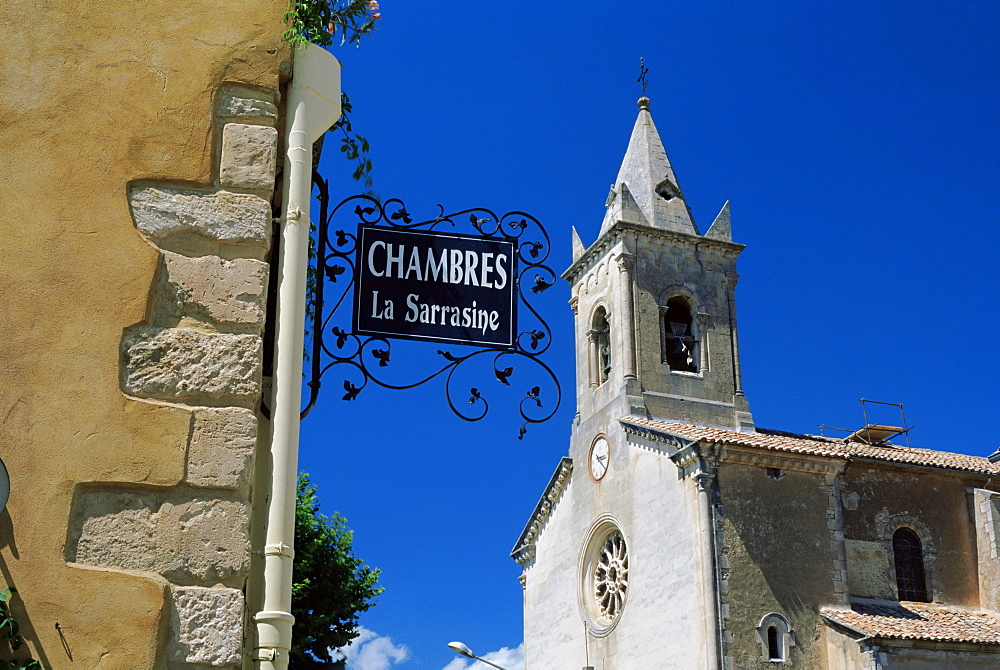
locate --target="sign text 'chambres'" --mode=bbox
[353,226,517,348]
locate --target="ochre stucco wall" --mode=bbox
[0,2,288,665]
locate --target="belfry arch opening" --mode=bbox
[590,306,611,386]
[662,297,698,373]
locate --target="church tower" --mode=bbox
[513,98,755,669]
[516,95,1000,670]
[564,95,754,435]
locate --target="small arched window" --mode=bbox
[590,307,611,386]
[893,527,929,602]
[756,613,793,664]
[662,297,697,373]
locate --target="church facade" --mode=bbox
[512,98,1000,669]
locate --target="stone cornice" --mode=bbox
[511,457,573,564]
[715,445,848,475]
[671,444,703,471]
[621,421,697,455]
[621,419,848,475]
[847,456,997,480]
[562,227,620,283]
[563,220,745,283]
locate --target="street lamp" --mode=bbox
[447,641,507,670]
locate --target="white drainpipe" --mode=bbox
[254,42,341,670]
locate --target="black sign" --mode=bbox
[353,225,517,348]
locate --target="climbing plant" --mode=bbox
[283,0,380,48]
[284,0,379,190]
[283,1,380,338]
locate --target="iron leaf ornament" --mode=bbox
[288,171,561,438]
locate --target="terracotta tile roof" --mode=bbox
[620,419,1000,476]
[821,602,1000,644]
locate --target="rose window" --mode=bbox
[594,531,629,619]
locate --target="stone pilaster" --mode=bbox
[973,489,1000,611]
[587,330,600,389]
[697,311,710,373]
[725,272,755,433]
[822,474,850,606]
[616,253,637,381]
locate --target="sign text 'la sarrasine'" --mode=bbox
[353,226,518,348]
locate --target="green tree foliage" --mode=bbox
[291,472,383,667]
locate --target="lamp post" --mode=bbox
[447,641,507,670]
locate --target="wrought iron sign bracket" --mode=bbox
[277,169,561,438]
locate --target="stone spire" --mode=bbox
[704,201,732,242]
[599,98,699,237]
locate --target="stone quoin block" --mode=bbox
[217,94,278,122]
[121,326,261,406]
[187,407,257,490]
[168,586,244,666]
[129,186,272,247]
[69,492,250,585]
[155,251,268,327]
[219,123,278,190]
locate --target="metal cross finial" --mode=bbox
[637,57,649,96]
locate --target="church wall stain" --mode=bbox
[839,465,982,605]
[716,463,835,670]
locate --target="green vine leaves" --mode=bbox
[284,2,379,359]
[283,2,378,192]
[334,93,374,191]
[283,0,380,48]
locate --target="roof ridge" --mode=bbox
[622,418,1000,476]
[756,426,842,443]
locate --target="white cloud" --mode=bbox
[442,642,524,670]
[333,627,410,670]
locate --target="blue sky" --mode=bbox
[301,2,998,668]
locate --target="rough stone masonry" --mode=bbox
[64,85,280,669]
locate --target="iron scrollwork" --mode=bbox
[300,172,561,438]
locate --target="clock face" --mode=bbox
[589,436,610,481]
